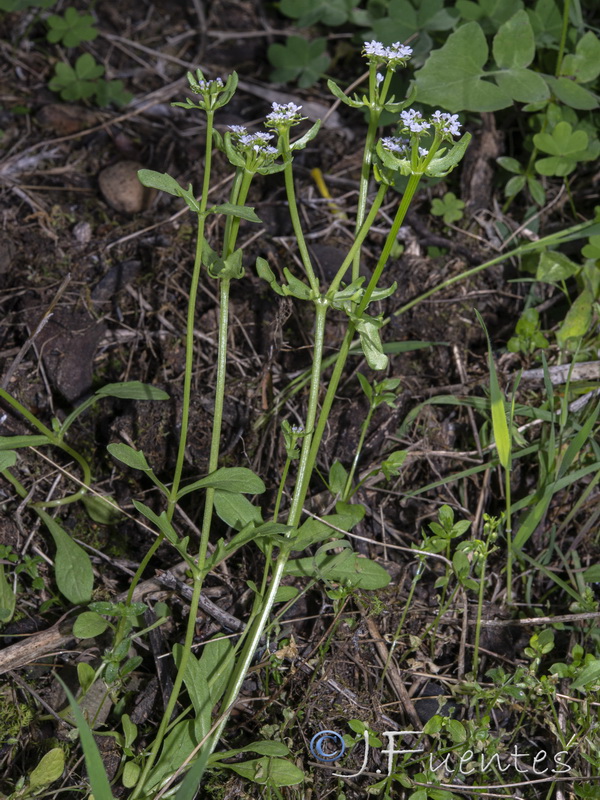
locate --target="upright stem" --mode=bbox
[200,300,329,760]
[281,139,320,295]
[353,115,380,282]
[555,0,571,77]
[169,110,215,517]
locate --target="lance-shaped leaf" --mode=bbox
[37,509,93,603]
[355,315,388,370]
[327,78,366,109]
[256,257,285,295]
[177,466,266,500]
[209,204,262,224]
[137,170,200,213]
[290,119,322,151]
[425,133,472,177]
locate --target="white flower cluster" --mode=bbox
[400,108,430,134]
[228,126,278,156]
[363,40,413,63]
[266,102,303,123]
[193,77,224,93]
[431,110,461,138]
[381,136,429,158]
[381,136,409,154]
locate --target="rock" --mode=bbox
[36,104,99,135]
[98,160,156,214]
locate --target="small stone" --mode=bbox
[98,161,156,214]
[72,220,92,245]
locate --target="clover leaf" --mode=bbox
[46,7,98,48]
[431,192,465,225]
[268,36,330,88]
[533,121,599,176]
[48,53,104,101]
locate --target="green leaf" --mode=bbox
[544,76,598,110]
[213,490,263,530]
[96,381,169,401]
[279,0,354,26]
[221,756,304,786]
[0,563,15,623]
[81,494,122,525]
[355,317,388,370]
[0,434,51,450]
[282,268,311,300]
[476,311,511,469]
[571,659,600,691]
[73,611,109,639]
[494,67,549,104]
[37,509,93,603]
[123,762,141,789]
[77,661,96,693]
[211,203,262,223]
[561,31,600,84]
[0,451,17,470]
[256,257,285,295]
[268,36,330,88]
[497,156,523,174]
[536,250,579,282]
[56,677,115,800]
[328,460,348,496]
[414,20,550,111]
[75,52,104,80]
[431,191,465,224]
[46,7,97,47]
[492,10,535,68]
[534,121,588,156]
[177,467,265,499]
[146,720,197,793]
[415,22,508,111]
[107,442,151,472]
[284,551,390,589]
[29,748,65,789]
[556,289,593,350]
[132,500,179,545]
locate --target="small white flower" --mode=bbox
[376,72,384,85]
[418,147,429,157]
[228,125,247,134]
[290,425,304,434]
[386,42,412,60]
[381,136,408,154]
[363,39,387,58]
[266,102,303,123]
[401,108,430,133]
[431,110,461,137]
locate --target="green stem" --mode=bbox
[281,138,320,295]
[352,114,381,282]
[555,0,571,77]
[342,404,374,501]
[168,109,215,516]
[0,387,92,507]
[199,300,329,763]
[197,277,231,571]
[133,572,203,797]
[328,183,388,295]
[472,553,487,677]
[505,467,513,605]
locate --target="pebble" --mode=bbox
[98,160,156,214]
